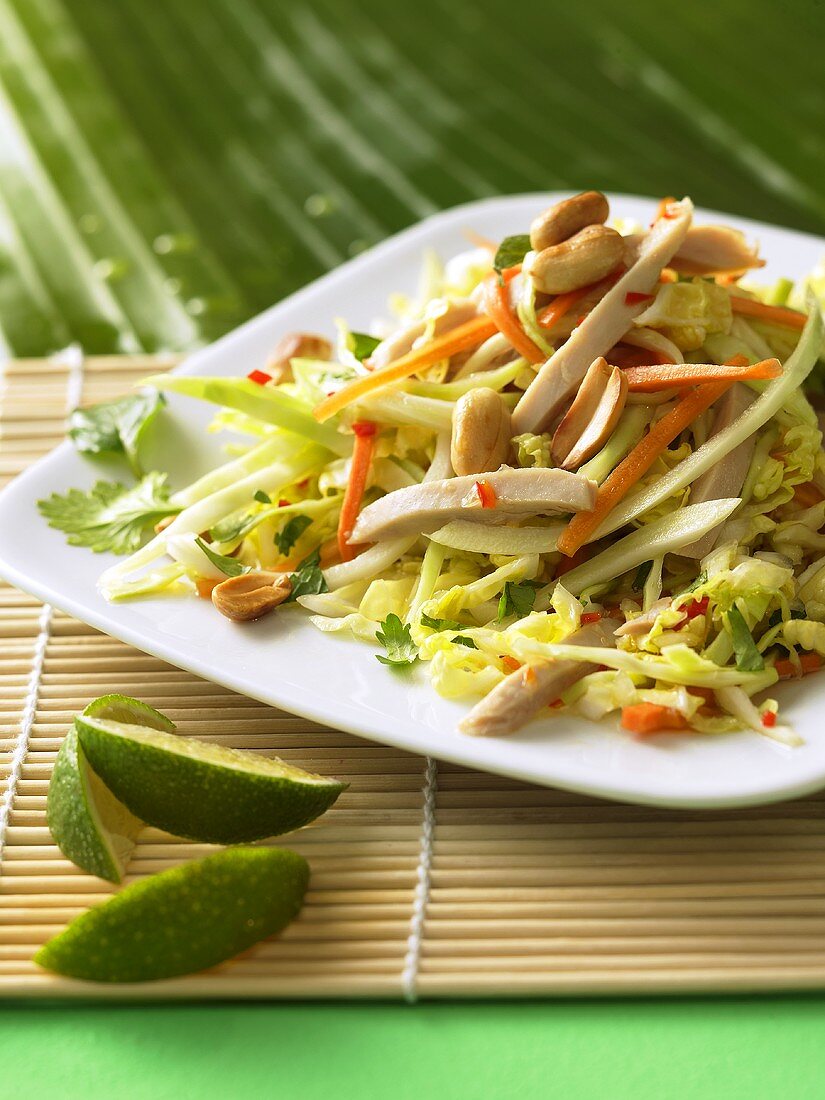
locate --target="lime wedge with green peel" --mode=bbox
[47,725,142,884]
[46,695,172,883]
[34,847,309,982]
[83,693,177,731]
[75,716,347,843]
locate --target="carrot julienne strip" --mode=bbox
[730,296,807,329]
[337,422,377,561]
[622,357,781,393]
[556,379,733,557]
[775,653,823,680]
[537,265,625,332]
[483,270,545,364]
[621,703,689,735]
[313,314,497,422]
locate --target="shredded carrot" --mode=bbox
[313,314,496,422]
[621,703,689,735]
[557,380,733,557]
[775,653,823,680]
[337,422,377,562]
[651,197,677,225]
[482,270,545,364]
[463,228,497,253]
[622,357,781,393]
[794,482,825,509]
[554,545,589,578]
[524,666,538,686]
[196,577,221,599]
[319,536,343,569]
[659,268,678,283]
[730,296,807,329]
[502,655,522,674]
[475,479,497,508]
[537,265,625,332]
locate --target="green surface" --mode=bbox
[3,998,825,1099]
[4,0,825,1084]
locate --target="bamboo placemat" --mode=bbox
[3,352,825,1000]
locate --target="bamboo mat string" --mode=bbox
[0,602,51,864]
[401,756,438,1003]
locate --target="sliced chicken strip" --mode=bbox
[369,298,479,369]
[349,467,596,544]
[613,598,671,637]
[678,384,757,559]
[460,620,619,737]
[512,198,693,434]
[671,225,764,276]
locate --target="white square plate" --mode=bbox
[1,194,823,809]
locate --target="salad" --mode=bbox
[39,192,825,744]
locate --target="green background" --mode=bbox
[4,0,825,1094]
[4,998,825,1098]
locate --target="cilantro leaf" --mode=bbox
[194,537,250,578]
[451,635,478,649]
[420,612,465,632]
[68,390,165,476]
[769,604,806,628]
[253,490,271,504]
[210,505,273,544]
[632,561,653,592]
[497,581,538,621]
[727,605,764,672]
[287,548,328,601]
[493,234,531,275]
[275,514,312,555]
[375,613,418,667]
[38,473,178,555]
[347,332,381,362]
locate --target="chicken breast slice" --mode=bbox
[459,619,619,737]
[678,383,757,559]
[349,468,597,543]
[512,198,694,434]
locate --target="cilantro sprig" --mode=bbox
[287,548,328,601]
[68,390,165,476]
[727,605,764,672]
[375,614,418,667]
[275,515,312,556]
[497,581,539,622]
[38,473,179,555]
[194,537,250,578]
[493,234,531,275]
[347,332,382,362]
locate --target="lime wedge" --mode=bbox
[46,696,172,883]
[47,725,142,884]
[34,847,308,982]
[75,716,347,843]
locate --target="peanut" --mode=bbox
[212,571,292,622]
[267,332,332,384]
[450,388,512,477]
[524,225,624,295]
[529,191,610,253]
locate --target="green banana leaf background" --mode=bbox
[0,0,822,358]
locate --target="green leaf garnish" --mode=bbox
[347,332,381,362]
[769,604,806,628]
[68,390,165,476]
[451,635,478,649]
[375,613,418,667]
[287,548,328,601]
[497,581,538,622]
[275,515,312,556]
[194,537,250,577]
[684,571,708,594]
[420,612,465,632]
[493,234,531,275]
[632,561,653,591]
[38,474,179,555]
[727,605,764,672]
[253,490,271,504]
